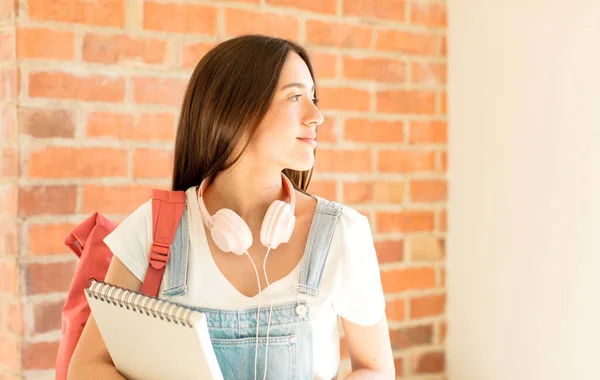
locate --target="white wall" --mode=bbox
[447,1,600,379]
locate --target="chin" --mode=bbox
[285,153,315,172]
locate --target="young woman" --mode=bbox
[68,34,394,380]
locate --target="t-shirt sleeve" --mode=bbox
[332,209,386,326]
[103,200,153,282]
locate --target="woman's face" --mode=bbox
[247,52,324,172]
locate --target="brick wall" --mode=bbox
[0,0,447,378]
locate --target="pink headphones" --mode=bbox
[197,172,296,255]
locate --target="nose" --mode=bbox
[304,99,324,127]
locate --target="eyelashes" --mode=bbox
[290,94,320,105]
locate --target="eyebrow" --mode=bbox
[280,82,315,92]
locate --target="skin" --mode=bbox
[68,51,395,379]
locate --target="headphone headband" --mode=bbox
[198,172,296,230]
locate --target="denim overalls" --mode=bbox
[159,196,343,379]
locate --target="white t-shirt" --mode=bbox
[103,187,386,380]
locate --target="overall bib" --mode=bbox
[160,197,343,379]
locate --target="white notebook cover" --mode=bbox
[85,280,224,380]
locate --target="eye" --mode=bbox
[290,94,302,102]
[312,98,320,106]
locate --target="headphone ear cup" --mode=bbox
[260,201,295,249]
[211,209,252,255]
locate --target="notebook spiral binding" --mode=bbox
[85,279,195,328]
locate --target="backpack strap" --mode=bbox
[140,189,186,297]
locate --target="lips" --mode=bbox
[297,137,317,146]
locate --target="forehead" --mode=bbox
[278,52,314,86]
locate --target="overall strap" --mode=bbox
[140,189,186,297]
[296,197,343,298]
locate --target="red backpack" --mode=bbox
[55,189,186,380]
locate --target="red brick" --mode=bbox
[409,179,447,202]
[317,116,338,143]
[374,239,404,263]
[438,208,447,231]
[410,293,446,318]
[0,222,18,256]
[344,0,405,22]
[411,350,445,373]
[1,105,16,140]
[0,67,18,102]
[0,184,17,217]
[441,35,447,57]
[143,2,217,35]
[86,111,176,141]
[26,261,76,294]
[29,72,125,102]
[83,33,166,64]
[132,148,174,179]
[376,210,435,233]
[33,300,64,333]
[1,147,19,177]
[86,111,133,137]
[439,320,447,343]
[343,181,373,205]
[377,89,436,114]
[384,298,405,321]
[389,324,433,349]
[0,0,15,20]
[22,341,60,370]
[0,259,18,293]
[29,223,77,256]
[0,31,13,60]
[28,146,128,179]
[395,357,404,377]
[132,76,188,106]
[28,0,125,27]
[318,87,370,112]
[377,149,436,173]
[343,56,406,83]
[411,61,447,85]
[439,150,447,171]
[17,27,74,60]
[306,20,371,48]
[380,267,436,293]
[376,29,439,55]
[306,179,337,200]
[410,0,447,27]
[181,42,216,69]
[315,149,372,173]
[19,107,75,138]
[18,185,77,217]
[344,118,404,143]
[440,266,446,287]
[409,236,445,261]
[6,300,23,335]
[225,9,299,41]
[409,120,447,144]
[0,331,20,371]
[82,184,155,215]
[266,0,336,14]
[309,51,337,80]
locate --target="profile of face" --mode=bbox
[246,52,324,172]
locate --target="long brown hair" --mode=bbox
[172,34,317,192]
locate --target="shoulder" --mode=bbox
[104,199,153,241]
[310,194,373,241]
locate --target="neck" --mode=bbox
[203,165,287,229]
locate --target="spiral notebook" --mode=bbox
[85,279,223,380]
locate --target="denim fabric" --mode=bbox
[162,196,342,379]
